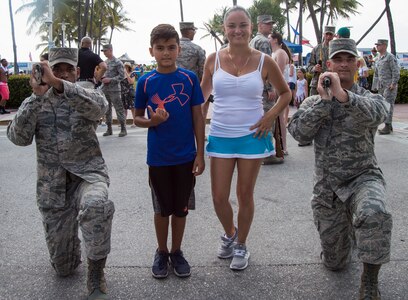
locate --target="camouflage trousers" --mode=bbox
[379,86,398,124]
[39,174,115,276]
[311,180,392,270]
[103,90,126,125]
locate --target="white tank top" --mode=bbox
[210,52,265,138]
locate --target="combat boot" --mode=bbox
[118,123,127,137]
[87,257,109,300]
[103,124,112,136]
[378,124,392,135]
[359,263,381,300]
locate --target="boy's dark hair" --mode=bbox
[150,24,180,47]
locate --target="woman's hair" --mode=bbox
[150,24,179,47]
[271,32,293,63]
[358,56,367,68]
[223,5,251,24]
[298,68,306,75]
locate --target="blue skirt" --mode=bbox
[206,133,274,159]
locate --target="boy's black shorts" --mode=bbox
[149,160,196,217]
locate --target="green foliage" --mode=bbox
[7,75,32,108]
[395,69,408,104]
[248,0,286,36]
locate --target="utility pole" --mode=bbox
[45,0,54,50]
[60,22,69,47]
[179,0,184,22]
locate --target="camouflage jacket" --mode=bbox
[176,38,206,81]
[307,43,330,88]
[372,51,400,90]
[288,84,390,206]
[249,32,272,56]
[7,81,109,208]
[102,56,124,92]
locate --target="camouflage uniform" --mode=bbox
[288,84,392,270]
[372,51,400,125]
[307,43,330,95]
[7,81,115,276]
[176,37,206,81]
[102,57,125,125]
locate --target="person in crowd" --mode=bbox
[307,25,336,96]
[176,21,210,120]
[288,38,392,300]
[200,6,291,271]
[134,23,205,279]
[372,39,400,135]
[121,62,136,126]
[357,56,369,89]
[295,68,308,109]
[101,43,126,137]
[336,27,351,39]
[7,47,114,300]
[40,53,49,62]
[78,36,107,89]
[269,31,294,155]
[249,14,284,164]
[0,58,11,114]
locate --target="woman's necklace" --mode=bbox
[227,48,252,76]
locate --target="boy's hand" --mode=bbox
[147,105,169,126]
[192,154,205,176]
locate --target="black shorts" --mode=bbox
[288,82,296,90]
[149,160,196,217]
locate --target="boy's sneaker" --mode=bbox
[230,244,250,270]
[151,250,169,279]
[169,250,191,278]
[217,228,238,259]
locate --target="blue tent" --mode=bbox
[283,40,302,54]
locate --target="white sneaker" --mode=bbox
[230,244,250,270]
[217,228,237,259]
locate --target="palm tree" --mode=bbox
[16,0,132,53]
[304,0,361,44]
[384,0,396,55]
[8,0,19,73]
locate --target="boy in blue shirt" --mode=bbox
[134,24,205,279]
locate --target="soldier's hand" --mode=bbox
[314,64,323,73]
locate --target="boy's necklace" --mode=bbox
[227,48,252,76]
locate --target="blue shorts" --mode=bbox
[206,133,274,159]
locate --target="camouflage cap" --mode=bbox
[101,44,113,51]
[324,25,336,34]
[337,27,350,38]
[257,15,275,24]
[179,22,197,30]
[329,38,359,58]
[48,47,78,67]
[375,39,388,45]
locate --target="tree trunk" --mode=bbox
[306,0,321,44]
[356,9,386,46]
[82,0,90,38]
[299,0,303,66]
[89,0,94,42]
[78,0,82,43]
[286,0,291,41]
[385,0,396,55]
[8,0,19,73]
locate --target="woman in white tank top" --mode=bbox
[200,6,291,271]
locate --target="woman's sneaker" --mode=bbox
[151,250,169,279]
[230,244,250,270]
[217,228,238,259]
[169,250,191,278]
